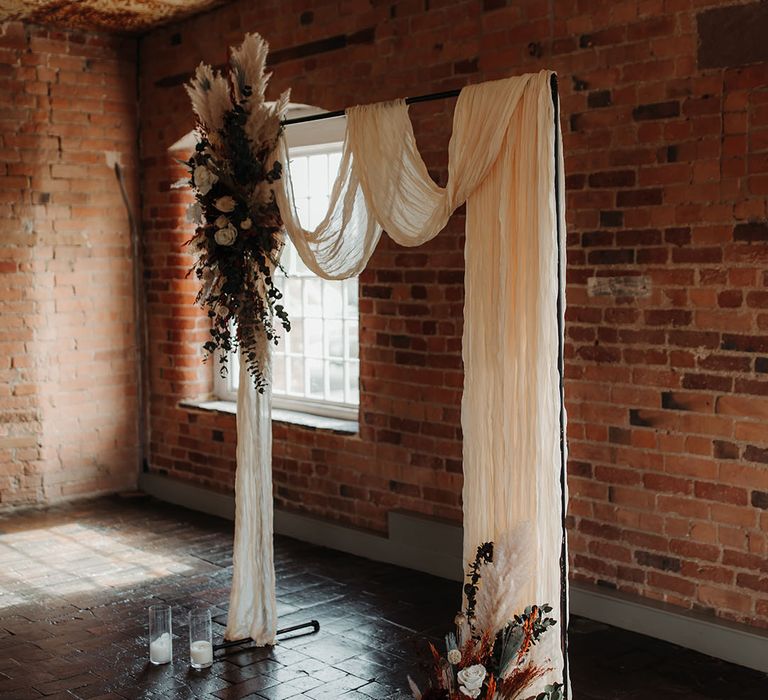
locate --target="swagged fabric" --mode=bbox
[227,69,568,687]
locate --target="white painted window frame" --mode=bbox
[212,109,359,421]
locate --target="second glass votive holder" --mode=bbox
[189,607,213,670]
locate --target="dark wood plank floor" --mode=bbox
[0,496,765,699]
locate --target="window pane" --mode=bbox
[345,279,358,318]
[326,320,343,358]
[323,283,343,319]
[303,278,322,316]
[328,361,345,402]
[308,195,329,229]
[346,321,358,360]
[347,361,359,405]
[308,154,329,197]
[289,357,304,394]
[305,318,324,358]
[273,353,285,393]
[328,151,342,178]
[307,359,324,398]
[288,318,304,355]
[290,156,309,200]
[285,278,303,315]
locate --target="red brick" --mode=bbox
[694,481,748,506]
[643,473,692,495]
[698,585,753,615]
[0,25,138,509]
[648,571,696,597]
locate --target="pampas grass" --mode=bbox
[185,62,232,134]
[407,676,422,699]
[229,32,269,102]
[473,522,534,637]
[185,33,289,154]
[230,33,290,151]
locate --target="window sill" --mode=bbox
[179,399,359,434]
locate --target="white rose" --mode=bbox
[214,196,236,212]
[240,217,252,230]
[457,664,486,692]
[215,214,229,228]
[186,201,203,224]
[193,165,218,195]
[447,649,462,665]
[214,223,237,246]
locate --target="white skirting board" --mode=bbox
[138,472,768,673]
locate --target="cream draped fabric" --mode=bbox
[225,345,278,645]
[229,69,568,687]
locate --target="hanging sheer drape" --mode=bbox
[225,343,278,645]
[229,69,568,688]
[459,73,567,683]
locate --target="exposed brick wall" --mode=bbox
[0,22,140,507]
[138,0,768,629]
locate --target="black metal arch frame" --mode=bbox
[217,76,569,697]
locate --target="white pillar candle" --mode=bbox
[190,640,213,667]
[150,632,172,664]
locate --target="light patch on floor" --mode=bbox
[0,521,195,607]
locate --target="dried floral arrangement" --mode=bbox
[408,528,564,700]
[182,33,290,391]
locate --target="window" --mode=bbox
[214,110,359,420]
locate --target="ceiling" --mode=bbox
[0,0,230,33]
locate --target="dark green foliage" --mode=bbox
[464,541,493,626]
[527,684,565,700]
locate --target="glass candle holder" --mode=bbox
[148,604,173,665]
[188,607,213,670]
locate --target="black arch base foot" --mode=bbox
[213,620,320,653]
